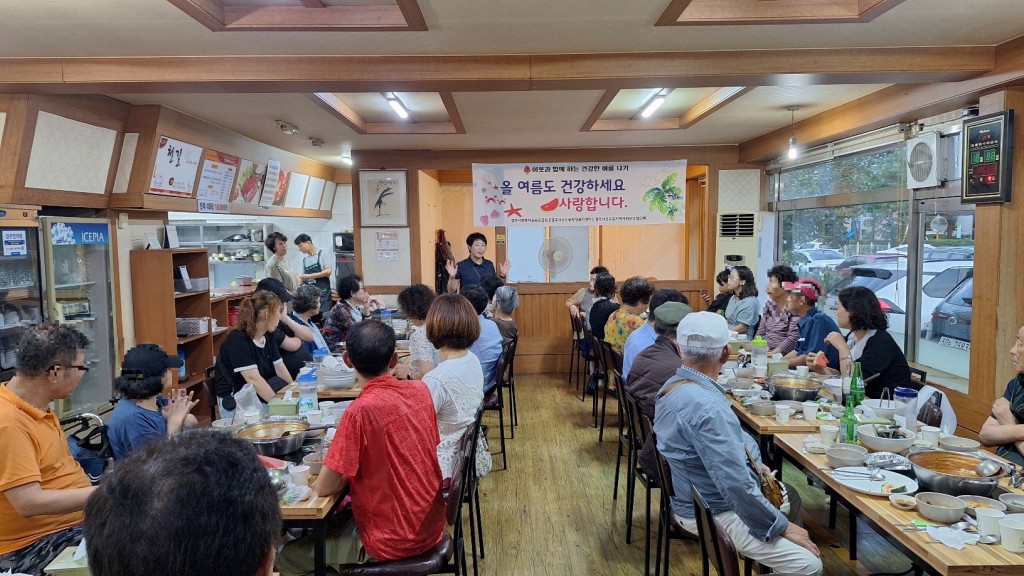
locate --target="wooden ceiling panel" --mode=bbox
[167,0,426,32]
[657,0,906,26]
[311,91,465,135]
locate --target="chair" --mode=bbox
[463,408,485,576]
[568,310,586,389]
[203,365,218,423]
[622,394,658,575]
[613,378,639,502]
[61,412,114,485]
[581,320,601,403]
[335,426,475,576]
[597,341,622,443]
[649,430,699,576]
[909,366,927,385]
[483,340,514,471]
[501,336,519,436]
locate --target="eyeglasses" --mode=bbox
[51,364,90,373]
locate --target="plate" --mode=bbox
[831,466,919,496]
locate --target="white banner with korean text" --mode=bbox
[471,160,687,227]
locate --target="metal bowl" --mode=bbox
[959,495,1006,518]
[907,450,1006,497]
[236,420,311,456]
[766,375,822,402]
[748,401,776,416]
[856,425,915,453]
[915,492,967,524]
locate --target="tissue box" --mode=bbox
[268,398,298,417]
[767,360,789,377]
[43,546,91,576]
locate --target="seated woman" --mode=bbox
[980,324,1024,466]
[491,285,519,344]
[724,265,760,339]
[214,290,294,420]
[323,274,381,351]
[588,272,619,341]
[422,293,484,478]
[604,276,654,354]
[107,344,198,460]
[812,286,911,399]
[393,284,439,380]
[290,284,329,353]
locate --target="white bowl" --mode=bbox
[862,398,897,420]
[212,418,246,435]
[999,493,1024,513]
[822,378,843,399]
[856,425,915,453]
[826,447,867,469]
[938,436,981,453]
[830,443,868,455]
[915,492,967,524]
[302,453,324,475]
[889,494,917,510]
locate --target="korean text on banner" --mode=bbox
[471,160,687,227]
[196,150,240,213]
[150,136,202,198]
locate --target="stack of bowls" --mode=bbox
[318,367,357,389]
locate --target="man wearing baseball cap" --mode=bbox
[781,278,840,371]
[255,278,314,378]
[654,312,822,575]
[107,344,198,461]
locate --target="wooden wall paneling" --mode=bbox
[685,177,704,279]
[0,95,29,204]
[111,105,162,209]
[417,170,442,285]
[599,223,686,280]
[439,182,496,269]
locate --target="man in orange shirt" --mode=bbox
[0,325,96,576]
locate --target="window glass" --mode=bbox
[780,147,905,201]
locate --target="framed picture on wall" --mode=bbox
[359,170,408,226]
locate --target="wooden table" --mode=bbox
[727,394,821,474]
[280,484,344,576]
[278,383,363,401]
[773,433,1024,575]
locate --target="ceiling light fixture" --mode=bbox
[341,156,353,166]
[309,137,324,147]
[341,144,353,166]
[276,120,300,135]
[639,89,671,119]
[786,106,800,160]
[385,93,409,119]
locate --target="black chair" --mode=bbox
[483,340,513,471]
[650,432,700,576]
[581,320,601,403]
[568,310,586,389]
[613,377,639,502]
[203,365,218,423]
[587,333,608,422]
[597,341,622,443]
[501,336,519,436]
[909,366,927,385]
[622,393,658,575]
[336,427,475,576]
[463,408,485,576]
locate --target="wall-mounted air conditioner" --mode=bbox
[716,211,776,306]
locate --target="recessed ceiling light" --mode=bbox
[385,94,409,119]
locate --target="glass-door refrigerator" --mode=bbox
[0,212,44,383]
[40,217,118,416]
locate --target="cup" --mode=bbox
[754,366,768,378]
[304,410,323,425]
[802,401,819,421]
[775,406,791,423]
[977,508,1005,537]
[795,365,809,378]
[318,401,335,412]
[920,426,941,447]
[243,411,261,424]
[820,424,840,445]
[999,518,1024,553]
[289,465,311,486]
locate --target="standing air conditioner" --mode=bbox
[716,211,776,304]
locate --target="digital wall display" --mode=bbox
[961,110,1013,203]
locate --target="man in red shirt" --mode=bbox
[277,320,446,575]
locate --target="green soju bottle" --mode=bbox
[849,361,865,407]
[839,395,858,444]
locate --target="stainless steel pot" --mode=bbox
[908,450,1006,497]
[767,375,822,402]
[236,420,311,456]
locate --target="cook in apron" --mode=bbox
[304,249,332,319]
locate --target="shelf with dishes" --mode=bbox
[53,280,96,290]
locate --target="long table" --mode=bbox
[278,383,363,401]
[773,433,1024,575]
[280,481,345,576]
[727,394,820,474]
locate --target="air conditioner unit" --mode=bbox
[906,132,941,189]
[716,211,776,285]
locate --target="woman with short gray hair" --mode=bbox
[289,284,329,353]
[491,285,519,344]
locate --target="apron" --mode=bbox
[304,249,332,314]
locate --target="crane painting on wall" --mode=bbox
[359,170,408,226]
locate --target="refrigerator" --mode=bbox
[0,210,44,383]
[40,217,119,416]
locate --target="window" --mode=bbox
[780,147,905,201]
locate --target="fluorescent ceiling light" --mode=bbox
[341,156,353,166]
[640,96,665,119]
[387,97,409,119]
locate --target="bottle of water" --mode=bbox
[380,309,393,328]
[751,336,768,369]
[297,368,317,414]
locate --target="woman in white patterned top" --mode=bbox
[422,293,484,478]
[393,284,441,380]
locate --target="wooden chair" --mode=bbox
[613,378,639,502]
[501,336,519,436]
[581,320,601,403]
[335,426,475,576]
[483,340,514,471]
[464,408,485,576]
[622,394,658,575]
[650,432,700,576]
[568,310,586,389]
[597,341,622,443]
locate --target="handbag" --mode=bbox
[745,445,784,509]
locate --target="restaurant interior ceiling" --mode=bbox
[2,0,1024,167]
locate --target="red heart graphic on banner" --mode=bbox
[480,215,489,225]
[490,210,500,219]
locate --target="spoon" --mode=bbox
[280,425,331,438]
[979,534,1000,544]
[976,459,1003,477]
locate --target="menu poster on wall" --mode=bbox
[2,230,27,256]
[149,136,202,197]
[271,169,291,207]
[230,159,266,205]
[258,160,282,208]
[375,230,399,262]
[196,150,239,213]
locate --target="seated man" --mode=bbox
[0,325,96,576]
[460,284,503,394]
[107,343,198,460]
[84,429,280,576]
[622,288,688,382]
[782,278,840,370]
[277,321,447,575]
[626,301,690,478]
[655,312,822,575]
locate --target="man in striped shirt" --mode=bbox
[756,265,801,355]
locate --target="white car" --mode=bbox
[792,249,846,275]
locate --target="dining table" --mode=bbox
[726,392,821,475]
[280,479,345,576]
[278,382,364,401]
[773,432,1024,575]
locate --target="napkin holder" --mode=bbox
[268,398,299,417]
[767,360,789,377]
[43,546,91,576]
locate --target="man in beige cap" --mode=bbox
[654,312,822,575]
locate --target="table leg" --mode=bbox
[314,521,326,576]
